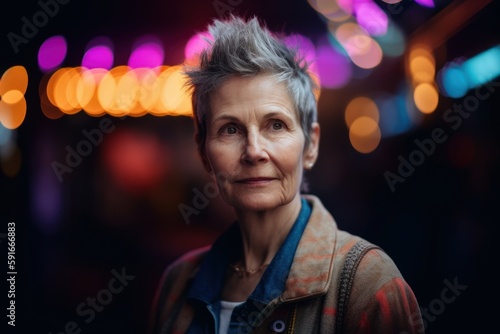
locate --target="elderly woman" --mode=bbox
[150,16,423,334]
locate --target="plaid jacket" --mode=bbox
[150,195,424,333]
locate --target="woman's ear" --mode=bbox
[304,122,320,169]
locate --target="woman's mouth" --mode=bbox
[235,177,275,185]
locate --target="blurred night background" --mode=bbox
[1,0,499,333]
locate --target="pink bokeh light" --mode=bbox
[184,31,213,60]
[82,45,114,70]
[38,36,67,72]
[283,34,318,77]
[354,1,389,36]
[415,0,435,8]
[316,45,352,89]
[128,37,165,69]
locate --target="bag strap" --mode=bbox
[334,239,380,333]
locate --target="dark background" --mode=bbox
[1,0,499,333]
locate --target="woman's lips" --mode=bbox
[235,177,275,185]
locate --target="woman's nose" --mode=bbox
[241,130,269,165]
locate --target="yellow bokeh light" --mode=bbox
[309,0,350,22]
[39,73,65,120]
[0,66,28,96]
[410,56,435,83]
[0,66,28,129]
[0,98,27,130]
[53,67,81,114]
[136,67,163,111]
[1,90,24,104]
[161,66,192,116]
[46,67,68,107]
[345,96,379,128]
[115,69,140,114]
[349,116,381,154]
[79,68,107,117]
[98,66,129,116]
[409,45,434,63]
[66,67,84,110]
[414,83,439,114]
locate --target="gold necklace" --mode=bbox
[229,262,270,278]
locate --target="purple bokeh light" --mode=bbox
[316,44,352,89]
[37,36,67,73]
[354,1,389,36]
[184,31,213,60]
[82,45,114,70]
[283,34,318,76]
[415,0,435,8]
[128,37,165,69]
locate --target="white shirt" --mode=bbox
[219,300,245,334]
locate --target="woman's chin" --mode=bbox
[229,193,294,213]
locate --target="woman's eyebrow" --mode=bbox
[262,111,294,121]
[210,114,240,124]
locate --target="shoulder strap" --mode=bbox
[334,239,380,333]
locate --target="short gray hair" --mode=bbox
[184,15,318,163]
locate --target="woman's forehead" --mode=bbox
[208,75,297,120]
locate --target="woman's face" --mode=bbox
[203,74,319,212]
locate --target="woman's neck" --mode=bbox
[234,195,302,271]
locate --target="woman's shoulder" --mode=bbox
[163,244,212,281]
[149,245,212,333]
[335,230,402,275]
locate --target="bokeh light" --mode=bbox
[315,44,352,89]
[375,22,405,57]
[462,45,500,88]
[334,22,383,69]
[438,45,500,98]
[0,66,28,129]
[410,56,436,83]
[52,67,82,114]
[159,66,193,116]
[79,68,108,117]
[349,116,381,154]
[413,83,439,114]
[307,0,351,22]
[377,93,413,137]
[82,37,114,70]
[415,0,435,8]
[38,36,67,73]
[102,130,168,193]
[184,31,213,64]
[128,37,165,69]
[345,96,379,127]
[98,66,130,116]
[438,63,468,98]
[353,0,388,36]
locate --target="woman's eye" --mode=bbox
[222,125,238,134]
[272,121,284,130]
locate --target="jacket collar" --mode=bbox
[187,197,312,306]
[281,195,338,302]
[186,195,338,305]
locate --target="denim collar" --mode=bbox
[187,197,312,305]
